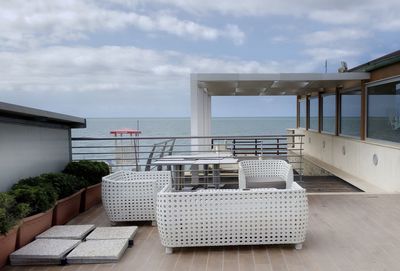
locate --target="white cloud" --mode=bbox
[307,10,366,25]
[303,28,370,46]
[0,0,245,49]
[0,45,319,116]
[109,0,400,33]
[0,45,313,92]
[304,48,362,61]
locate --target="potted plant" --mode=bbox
[10,179,57,248]
[40,173,84,225]
[0,192,30,268]
[64,161,110,212]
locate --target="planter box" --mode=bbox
[17,208,53,248]
[0,226,18,268]
[53,189,84,225]
[81,183,102,212]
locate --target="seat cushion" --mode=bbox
[246,176,286,189]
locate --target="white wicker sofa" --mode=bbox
[157,183,308,253]
[102,170,171,224]
[239,159,294,189]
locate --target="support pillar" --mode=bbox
[190,74,211,152]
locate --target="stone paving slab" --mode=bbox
[86,226,138,245]
[10,239,81,265]
[36,225,96,240]
[66,239,128,264]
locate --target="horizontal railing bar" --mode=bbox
[71,148,304,155]
[71,134,304,141]
[71,142,304,148]
[72,156,304,163]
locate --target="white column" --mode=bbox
[190,74,211,152]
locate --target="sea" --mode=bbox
[72,117,297,138]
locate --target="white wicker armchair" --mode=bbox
[239,159,294,189]
[102,170,171,224]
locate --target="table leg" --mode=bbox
[213,164,221,188]
[191,164,199,184]
[173,164,184,190]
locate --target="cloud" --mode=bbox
[303,28,370,46]
[110,0,400,32]
[1,43,334,95]
[307,9,366,25]
[0,45,321,116]
[0,45,313,90]
[0,0,245,49]
[304,47,362,62]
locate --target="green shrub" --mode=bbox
[63,160,110,186]
[0,192,30,234]
[10,184,57,216]
[40,173,84,199]
[11,176,43,189]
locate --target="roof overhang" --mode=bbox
[192,73,370,96]
[0,101,86,128]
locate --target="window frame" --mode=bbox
[298,98,307,128]
[321,92,336,135]
[308,96,319,131]
[339,88,361,139]
[365,75,400,144]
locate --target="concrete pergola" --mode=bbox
[190,72,370,139]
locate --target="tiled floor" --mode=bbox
[4,193,400,271]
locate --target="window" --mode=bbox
[367,79,400,143]
[322,94,335,134]
[299,99,306,128]
[340,90,361,137]
[309,97,318,130]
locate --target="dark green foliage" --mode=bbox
[63,160,110,186]
[40,173,84,199]
[11,176,43,189]
[0,192,30,234]
[10,184,57,216]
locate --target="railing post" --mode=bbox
[255,139,258,156]
[233,139,236,156]
[145,145,157,171]
[277,138,280,156]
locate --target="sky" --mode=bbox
[0,0,399,118]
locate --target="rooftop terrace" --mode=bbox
[4,193,400,271]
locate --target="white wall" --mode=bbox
[296,129,400,192]
[0,122,71,192]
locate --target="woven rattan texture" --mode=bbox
[102,171,171,222]
[157,182,308,249]
[239,160,294,189]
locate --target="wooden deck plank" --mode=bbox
[222,247,239,271]
[5,194,400,271]
[206,247,223,271]
[238,246,255,271]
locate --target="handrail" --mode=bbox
[71,133,304,187]
[72,134,304,141]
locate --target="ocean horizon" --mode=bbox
[72,117,297,138]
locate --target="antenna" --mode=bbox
[324,60,328,73]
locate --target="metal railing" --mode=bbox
[71,134,304,189]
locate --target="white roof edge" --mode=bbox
[0,101,86,127]
[192,72,370,81]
